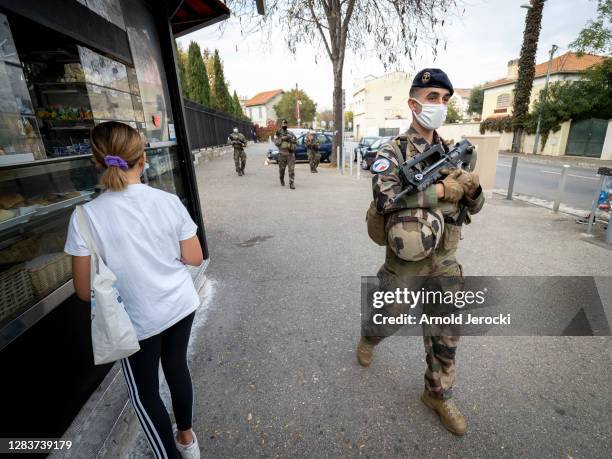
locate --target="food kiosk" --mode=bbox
[0,0,228,438]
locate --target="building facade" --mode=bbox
[480,52,610,158]
[452,88,473,121]
[352,71,413,139]
[244,89,284,126]
[481,53,605,120]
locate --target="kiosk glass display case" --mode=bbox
[0,5,183,343]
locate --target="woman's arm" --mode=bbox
[180,235,204,266]
[72,255,91,301]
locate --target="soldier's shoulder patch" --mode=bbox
[372,158,391,173]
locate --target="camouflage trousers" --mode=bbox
[364,239,464,400]
[278,152,295,184]
[233,148,246,172]
[307,150,320,172]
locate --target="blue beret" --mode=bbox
[411,68,454,97]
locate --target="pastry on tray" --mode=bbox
[0,193,25,209]
[0,236,40,264]
[0,209,16,222]
[62,191,81,199]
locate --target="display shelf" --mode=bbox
[0,154,92,182]
[36,80,135,96]
[0,211,36,233]
[0,110,35,117]
[34,191,94,216]
[47,125,92,130]
[0,191,95,234]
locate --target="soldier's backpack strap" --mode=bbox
[377,139,403,168]
[395,135,409,161]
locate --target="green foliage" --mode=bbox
[446,99,462,123]
[273,89,317,125]
[186,41,210,106]
[570,0,612,55]
[317,109,334,128]
[479,115,513,134]
[211,50,233,113]
[232,90,243,118]
[512,0,546,132]
[344,111,353,129]
[526,58,612,148]
[175,41,188,96]
[467,86,484,116]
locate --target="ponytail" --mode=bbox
[90,121,144,192]
[100,166,129,192]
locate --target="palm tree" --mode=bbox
[511,0,546,153]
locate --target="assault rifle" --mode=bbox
[393,139,476,225]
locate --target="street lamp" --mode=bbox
[532,43,559,154]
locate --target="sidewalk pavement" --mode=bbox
[499,151,612,171]
[119,143,611,458]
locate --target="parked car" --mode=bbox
[361,136,393,170]
[288,128,310,138]
[267,132,333,163]
[354,136,379,162]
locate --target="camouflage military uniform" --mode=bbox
[229,132,247,174]
[364,126,485,400]
[305,132,321,173]
[274,128,298,186]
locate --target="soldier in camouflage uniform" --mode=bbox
[304,130,321,173]
[228,127,247,176]
[274,119,298,189]
[358,69,485,436]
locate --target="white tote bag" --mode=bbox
[75,206,140,365]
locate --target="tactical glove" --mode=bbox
[441,168,479,197]
[440,169,465,202]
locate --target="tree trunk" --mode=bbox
[331,62,343,164]
[511,0,545,153]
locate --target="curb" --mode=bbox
[193,145,234,166]
[491,189,610,223]
[498,152,612,171]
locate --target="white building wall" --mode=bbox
[482,74,583,119]
[351,71,412,138]
[437,122,482,143]
[601,120,612,160]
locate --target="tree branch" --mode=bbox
[307,0,333,60]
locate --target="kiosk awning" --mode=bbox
[169,0,231,37]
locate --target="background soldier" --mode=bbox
[228,127,247,176]
[359,69,485,436]
[274,119,298,189]
[304,130,321,173]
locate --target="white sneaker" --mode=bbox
[174,430,200,459]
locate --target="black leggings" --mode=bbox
[121,311,195,459]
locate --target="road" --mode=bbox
[495,156,601,210]
[126,142,612,458]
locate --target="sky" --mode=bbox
[176,0,600,110]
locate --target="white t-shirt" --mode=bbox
[64,184,200,340]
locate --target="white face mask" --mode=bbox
[233,128,238,133]
[410,99,448,130]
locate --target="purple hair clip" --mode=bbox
[104,155,129,170]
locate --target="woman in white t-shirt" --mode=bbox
[65,122,203,459]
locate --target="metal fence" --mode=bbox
[183,99,255,150]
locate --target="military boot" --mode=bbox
[421,390,467,436]
[280,176,285,186]
[289,182,295,190]
[356,337,374,367]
